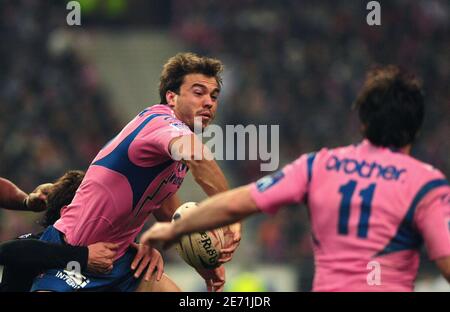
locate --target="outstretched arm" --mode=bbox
[173,186,257,235]
[0,178,28,211]
[0,178,49,212]
[141,186,259,247]
[141,155,311,246]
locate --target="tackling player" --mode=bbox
[0,170,118,291]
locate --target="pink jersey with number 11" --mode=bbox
[250,139,450,291]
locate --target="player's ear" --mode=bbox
[166,91,177,108]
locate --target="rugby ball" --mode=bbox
[172,202,225,270]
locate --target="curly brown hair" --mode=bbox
[159,52,224,104]
[40,170,85,228]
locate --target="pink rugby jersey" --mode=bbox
[54,105,192,259]
[250,139,450,291]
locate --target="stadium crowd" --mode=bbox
[0,1,120,239]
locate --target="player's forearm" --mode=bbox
[171,134,228,196]
[173,191,237,235]
[188,159,229,196]
[0,178,28,211]
[173,186,257,235]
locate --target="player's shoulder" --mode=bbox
[288,144,354,170]
[287,145,349,175]
[138,104,191,132]
[306,143,356,162]
[405,156,448,182]
[137,104,174,121]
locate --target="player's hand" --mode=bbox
[196,266,226,292]
[219,223,241,264]
[87,242,118,274]
[139,222,179,249]
[26,183,53,212]
[132,243,164,282]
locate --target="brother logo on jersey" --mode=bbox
[326,156,406,181]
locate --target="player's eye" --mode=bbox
[193,88,203,96]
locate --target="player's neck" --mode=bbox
[399,145,412,155]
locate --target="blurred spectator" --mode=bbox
[0,0,120,238]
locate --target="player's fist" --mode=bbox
[26,183,53,212]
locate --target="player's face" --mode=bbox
[168,73,220,130]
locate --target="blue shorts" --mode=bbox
[30,226,140,292]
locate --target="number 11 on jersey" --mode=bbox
[338,180,376,238]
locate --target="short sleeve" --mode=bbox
[249,154,311,214]
[414,181,450,260]
[137,116,193,160]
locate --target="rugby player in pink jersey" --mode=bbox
[142,65,450,291]
[31,53,241,292]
